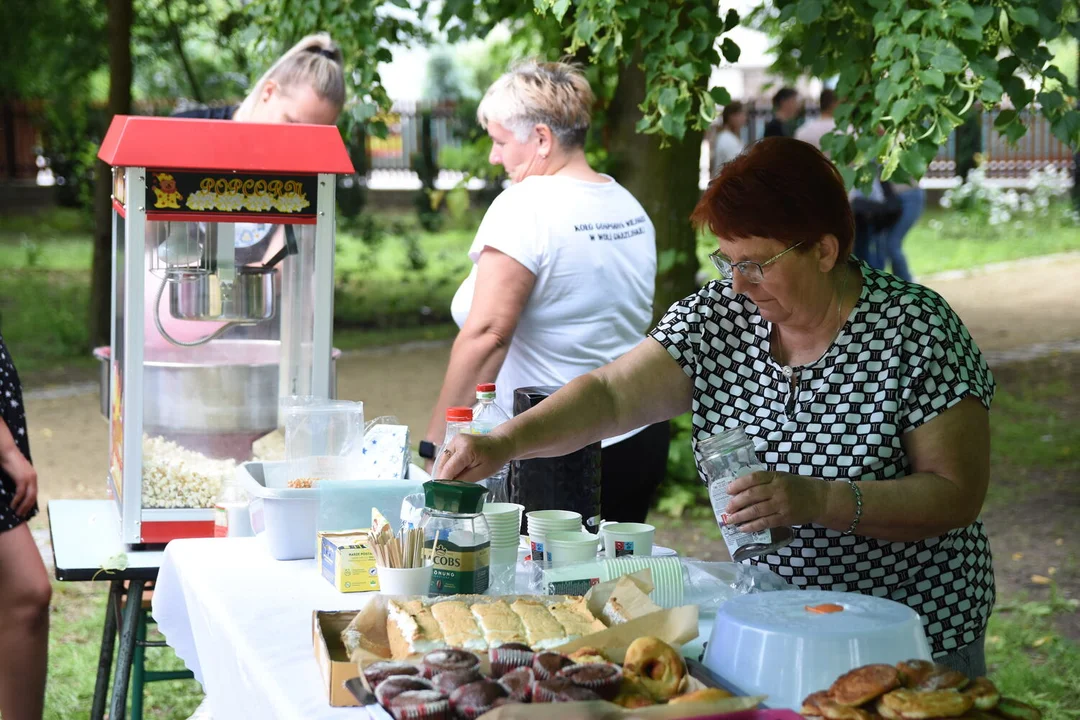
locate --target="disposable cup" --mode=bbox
[490,545,518,566]
[547,530,600,567]
[483,502,525,518]
[601,522,655,558]
[377,565,433,596]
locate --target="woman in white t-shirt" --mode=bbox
[424,60,669,523]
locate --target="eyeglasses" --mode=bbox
[709,241,805,284]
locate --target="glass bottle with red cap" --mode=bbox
[430,406,473,479]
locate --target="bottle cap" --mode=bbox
[446,407,473,422]
[476,383,496,393]
[423,480,488,514]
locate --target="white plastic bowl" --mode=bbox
[704,589,932,711]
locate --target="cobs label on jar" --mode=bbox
[425,538,490,595]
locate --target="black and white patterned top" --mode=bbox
[0,332,34,532]
[649,261,996,656]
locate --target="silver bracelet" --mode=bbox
[843,480,863,535]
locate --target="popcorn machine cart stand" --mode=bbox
[97,116,354,546]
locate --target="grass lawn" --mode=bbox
[46,583,203,719]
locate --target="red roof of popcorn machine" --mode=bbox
[97,115,355,174]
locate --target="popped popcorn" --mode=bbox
[141,435,235,509]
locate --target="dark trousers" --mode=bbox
[600,421,671,523]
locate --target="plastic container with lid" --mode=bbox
[421,480,491,595]
[704,590,932,711]
[696,427,793,561]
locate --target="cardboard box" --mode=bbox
[319,530,379,593]
[313,610,364,707]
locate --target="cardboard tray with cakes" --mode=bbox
[325,570,765,719]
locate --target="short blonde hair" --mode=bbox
[234,33,346,121]
[477,60,594,149]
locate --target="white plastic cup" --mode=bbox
[526,509,582,533]
[602,522,655,558]
[529,533,549,563]
[547,530,600,567]
[490,545,518,566]
[377,565,433,596]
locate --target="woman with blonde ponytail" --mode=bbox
[154,33,347,348]
[175,32,345,125]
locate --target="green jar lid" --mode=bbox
[423,480,487,514]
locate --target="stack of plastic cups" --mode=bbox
[525,510,582,566]
[600,556,686,608]
[482,502,524,593]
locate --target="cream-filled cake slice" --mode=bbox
[547,597,607,640]
[430,600,487,652]
[510,599,569,650]
[386,599,447,659]
[471,600,529,647]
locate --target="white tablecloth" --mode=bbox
[153,537,717,720]
[153,536,385,720]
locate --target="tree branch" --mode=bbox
[163,0,203,103]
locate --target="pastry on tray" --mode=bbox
[623,635,686,700]
[430,601,486,652]
[379,596,610,659]
[471,600,529,647]
[802,661,1037,720]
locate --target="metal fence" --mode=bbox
[362,101,1074,184]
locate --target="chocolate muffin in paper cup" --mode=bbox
[420,648,481,678]
[556,685,603,703]
[431,667,483,696]
[364,661,420,688]
[489,642,535,678]
[498,666,536,702]
[376,676,434,707]
[531,677,574,703]
[449,679,510,719]
[388,690,451,720]
[557,663,624,700]
[531,651,573,681]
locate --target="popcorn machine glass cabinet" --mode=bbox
[134,218,318,510]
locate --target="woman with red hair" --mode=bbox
[436,138,996,676]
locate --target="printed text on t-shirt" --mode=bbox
[574,215,649,242]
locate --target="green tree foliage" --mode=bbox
[758,0,1080,186]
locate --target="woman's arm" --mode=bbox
[0,416,36,518]
[724,396,990,542]
[424,248,536,448]
[439,339,693,482]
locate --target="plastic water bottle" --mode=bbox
[472,383,511,503]
[430,407,474,479]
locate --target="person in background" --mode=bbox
[879,181,924,282]
[0,334,51,720]
[150,33,346,348]
[795,88,838,149]
[711,101,747,176]
[173,32,344,125]
[438,137,996,676]
[424,60,669,524]
[763,87,799,138]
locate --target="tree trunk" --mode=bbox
[1073,37,1079,212]
[89,0,133,349]
[606,52,703,325]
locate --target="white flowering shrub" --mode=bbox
[938,164,1078,236]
